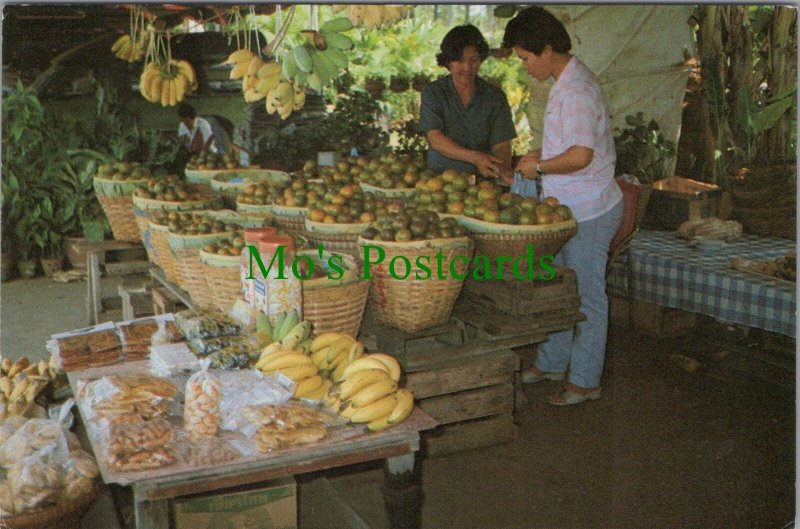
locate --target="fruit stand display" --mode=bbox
[184,151,243,185]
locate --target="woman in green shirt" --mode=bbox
[419,25,517,180]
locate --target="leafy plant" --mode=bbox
[614,113,676,184]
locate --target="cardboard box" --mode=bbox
[642,176,721,230]
[174,477,297,529]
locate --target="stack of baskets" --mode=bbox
[299,251,370,337]
[132,191,216,274]
[211,169,291,209]
[358,236,473,334]
[303,218,368,257]
[93,176,148,243]
[170,211,270,308]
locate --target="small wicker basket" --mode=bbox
[3,482,99,529]
[199,250,242,314]
[303,218,369,257]
[235,201,274,220]
[358,236,473,334]
[149,222,182,285]
[170,231,235,308]
[272,204,308,231]
[303,279,370,337]
[93,177,148,243]
[460,215,577,261]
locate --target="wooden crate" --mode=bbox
[423,413,517,457]
[152,287,188,315]
[453,299,583,342]
[118,283,155,321]
[462,266,579,317]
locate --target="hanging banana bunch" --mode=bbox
[138,30,197,107]
[281,10,354,94]
[331,5,410,29]
[111,6,149,62]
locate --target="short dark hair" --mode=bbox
[502,6,572,55]
[177,102,196,119]
[436,24,489,67]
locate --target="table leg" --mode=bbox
[383,452,422,529]
[133,495,169,529]
[86,252,101,325]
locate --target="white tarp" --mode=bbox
[524,5,696,158]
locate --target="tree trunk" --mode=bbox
[725,6,753,165]
[763,6,797,162]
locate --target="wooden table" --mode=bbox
[67,362,437,529]
[74,240,147,325]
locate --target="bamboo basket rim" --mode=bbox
[272,204,308,216]
[305,218,370,235]
[359,182,417,198]
[94,175,149,185]
[211,169,291,185]
[168,230,236,250]
[460,215,577,235]
[132,194,212,210]
[185,167,240,179]
[357,235,471,251]
[199,249,241,267]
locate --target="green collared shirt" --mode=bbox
[419,75,517,174]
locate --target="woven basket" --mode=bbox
[149,222,182,285]
[460,216,577,261]
[4,481,99,529]
[133,206,159,265]
[96,194,142,243]
[170,231,235,308]
[185,168,238,185]
[304,279,370,337]
[93,176,148,197]
[359,182,416,205]
[235,201,274,220]
[200,250,242,314]
[304,218,368,257]
[272,204,308,231]
[211,170,291,207]
[358,236,473,334]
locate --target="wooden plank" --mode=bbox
[314,477,374,529]
[104,260,151,276]
[454,302,583,341]
[405,350,518,399]
[422,413,517,458]
[149,268,197,312]
[418,383,514,425]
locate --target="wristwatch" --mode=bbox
[536,161,545,176]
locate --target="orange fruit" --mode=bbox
[544,196,560,206]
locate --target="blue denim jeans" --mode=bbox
[535,199,624,388]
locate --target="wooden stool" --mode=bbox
[152,287,187,315]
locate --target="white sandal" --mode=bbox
[548,388,602,406]
[521,368,566,384]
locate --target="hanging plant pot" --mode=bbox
[389,76,410,93]
[40,256,64,278]
[17,258,38,279]
[412,74,429,92]
[364,78,386,97]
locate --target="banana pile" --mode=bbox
[224,49,306,119]
[139,60,197,107]
[282,17,354,93]
[0,356,58,420]
[111,33,148,63]
[254,310,329,400]
[332,5,410,29]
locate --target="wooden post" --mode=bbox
[383,453,421,529]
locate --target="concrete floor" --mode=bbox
[1,275,795,529]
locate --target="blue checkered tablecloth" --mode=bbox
[607,229,797,337]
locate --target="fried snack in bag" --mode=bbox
[183,361,221,441]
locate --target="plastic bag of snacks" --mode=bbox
[0,418,71,466]
[77,374,177,424]
[217,370,293,431]
[62,451,99,501]
[183,360,221,441]
[98,417,176,472]
[6,452,64,513]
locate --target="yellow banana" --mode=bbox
[175,60,198,91]
[366,413,393,432]
[342,357,391,380]
[340,402,358,419]
[1,357,13,374]
[259,341,283,359]
[7,358,28,379]
[293,84,307,111]
[148,74,163,104]
[260,353,313,372]
[327,336,355,363]
[111,35,130,54]
[247,55,265,77]
[225,49,255,65]
[311,346,331,369]
[365,353,402,382]
[160,76,172,107]
[37,360,49,379]
[350,395,397,423]
[174,74,186,102]
[274,364,319,381]
[349,379,397,408]
[310,332,352,353]
[347,341,365,364]
[278,99,294,120]
[338,369,391,400]
[256,76,280,96]
[8,376,28,403]
[331,359,350,383]
[0,376,11,397]
[388,389,414,424]
[304,379,333,401]
[169,78,178,106]
[294,375,324,398]
[230,61,250,80]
